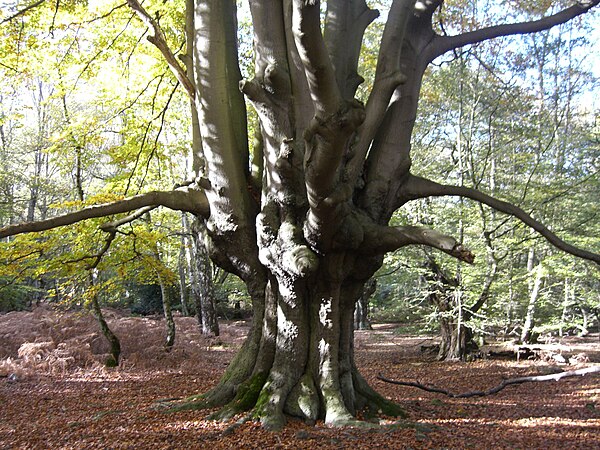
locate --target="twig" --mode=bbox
[1,0,45,25]
[377,366,600,398]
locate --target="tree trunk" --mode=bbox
[354,278,375,330]
[190,218,219,336]
[422,259,478,361]
[88,275,121,367]
[521,249,543,344]
[188,257,405,430]
[437,316,477,361]
[178,214,190,317]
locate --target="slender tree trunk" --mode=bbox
[159,274,175,348]
[354,278,375,330]
[154,252,176,349]
[89,274,120,367]
[178,214,190,316]
[190,218,219,336]
[521,250,543,344]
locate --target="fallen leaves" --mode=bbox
[0,308,599,449]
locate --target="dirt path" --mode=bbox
[1,309,599,449]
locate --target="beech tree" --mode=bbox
[1,0,599,429]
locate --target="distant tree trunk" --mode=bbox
[521,249,543,344]
[148,211,176,348]
[190,217,219,336]
[89,274,120,367]
[438,313,475,361]
[178,214,190,316]
[354,278,375,330]
[560,278,569,337]
[578,305,589,337]
[153,256,175,349]
[158,274,175,348]
[424,259,478,361]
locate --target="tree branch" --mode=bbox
[346,0,411,185]
[0,185,209,239]
[401,176,600,264]
[292,0,342,116]
[361,224,475,263]
[428,1,600,61]
[324,0,379,99]
[100,205,157,233]
[126,0,196,99]
[377,366,600,398]
[0,0,46,25]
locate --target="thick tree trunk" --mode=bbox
[423,259,478,361]
[184,259,404,430]
[437,317,477,361]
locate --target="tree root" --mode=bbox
[377,366,600,398]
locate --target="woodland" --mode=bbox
[1,0,600,446]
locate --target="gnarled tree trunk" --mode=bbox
[3,0,598,432]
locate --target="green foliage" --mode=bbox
[0,1,597,338]
[369,5,599,337]
[0,280,36,312]
[128,283,164,316]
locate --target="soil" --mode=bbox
[1,307,599,449]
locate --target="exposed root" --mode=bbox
[353,369,406,419]
[208,371,268,420]
[284,373,320,421]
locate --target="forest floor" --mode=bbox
[1,307,599,449]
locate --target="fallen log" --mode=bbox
[377,366,600,398]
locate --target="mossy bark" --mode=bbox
[175,258,404,430]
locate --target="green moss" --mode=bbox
[252,378,273,417]
[360,391,406,419]
[207,371,269,420]
[104,356,118,367]
[233,371,268,411]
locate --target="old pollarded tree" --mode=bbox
[2,0,599,429]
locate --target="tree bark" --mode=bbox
[190,218,219,336]
[3,0,599,432]
[354,278,375,330]
[89,275,121,367]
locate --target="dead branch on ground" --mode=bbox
[377,366,600,398]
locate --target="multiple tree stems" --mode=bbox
[2,0,599,430]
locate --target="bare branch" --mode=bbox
[428,1,600,61]
[401,175,600,264]
[378,366,600,398]
[292,0,342,116]
[0,0,45,25]
[0,185,209,239]
[361,224,475,263]
[126,0,196,99]
[324,0,379,99]
[346,0,412,184]
[100,205,157,233]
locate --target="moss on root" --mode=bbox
[208,371,269,420]
[164,396,213,413]
[284,374,319,421]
